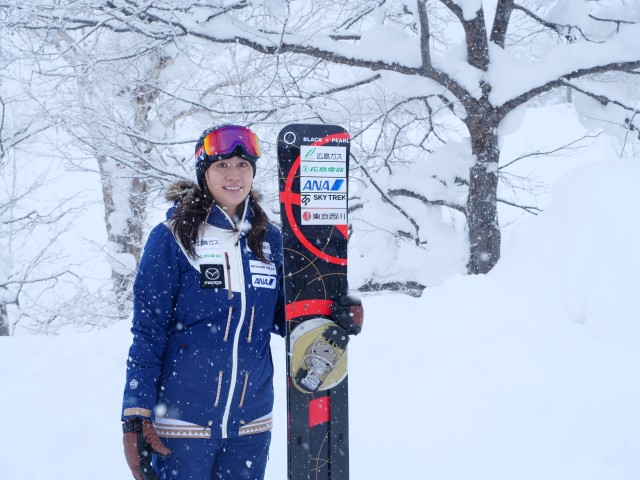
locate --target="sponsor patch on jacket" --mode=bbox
[249,260,276,275]
[195,237,223,257]
[200,264,225,289]
[252,275,276,289]
[196,237,222,248]
[198,251,224,261]
[262,242,272,255]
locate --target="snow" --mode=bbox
[358,25,421,65]
[1,150,639,478]
[3,1,640,471]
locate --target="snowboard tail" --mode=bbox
[277,124,351,480]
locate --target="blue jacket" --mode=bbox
[122,196,285,439]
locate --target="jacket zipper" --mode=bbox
[247,305,255,343]
[214,370,223,408]
[224,252,233,300]
[220,197,251,438]
[238,372,249,408]
[221,234,247,439]
[223,306,233,342]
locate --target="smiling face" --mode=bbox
[204,156,254,217]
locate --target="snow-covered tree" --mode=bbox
[0,20,121,334]
[3,0,640,298]
[0,86,83,335]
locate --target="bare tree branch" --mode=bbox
[500,132,602,170]
[388,187,466,215]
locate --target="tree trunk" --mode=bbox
[0,303,9,336]
[466,109,501,274]
[97,157,148,315]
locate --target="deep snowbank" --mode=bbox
[349,159,640,479]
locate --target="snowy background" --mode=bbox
[1,103,639,479]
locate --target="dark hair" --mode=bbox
[165,180,270,262]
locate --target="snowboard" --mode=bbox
[277,124,351,480]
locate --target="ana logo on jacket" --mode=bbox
[252,275,276,289]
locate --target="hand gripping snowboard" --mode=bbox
[278,124,351,480]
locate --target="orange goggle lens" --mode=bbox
[202,125,261,159]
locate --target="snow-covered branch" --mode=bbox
[497,60,640,116]
[2,0,639,294]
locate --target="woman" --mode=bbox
[121,125,285,480]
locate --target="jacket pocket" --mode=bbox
[159,341,188,385]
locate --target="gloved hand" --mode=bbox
[123,418,171,480]
[331,295,364,335]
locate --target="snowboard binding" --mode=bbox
[290,318,350,394]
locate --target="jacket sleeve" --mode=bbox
[121,223,180,420]
[270,225,287,337]
[272,273,286,337]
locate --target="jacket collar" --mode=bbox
[206,195,253,233]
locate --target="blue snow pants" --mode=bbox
[154,432,271,480]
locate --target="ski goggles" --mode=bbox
[202,125,261,160]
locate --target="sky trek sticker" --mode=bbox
[200,264,225,289]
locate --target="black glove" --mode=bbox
[123,418,171,480]
[331,295,364,335]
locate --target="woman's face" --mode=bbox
[205,156,254,217]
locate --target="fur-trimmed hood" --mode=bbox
[165,179,201,204]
